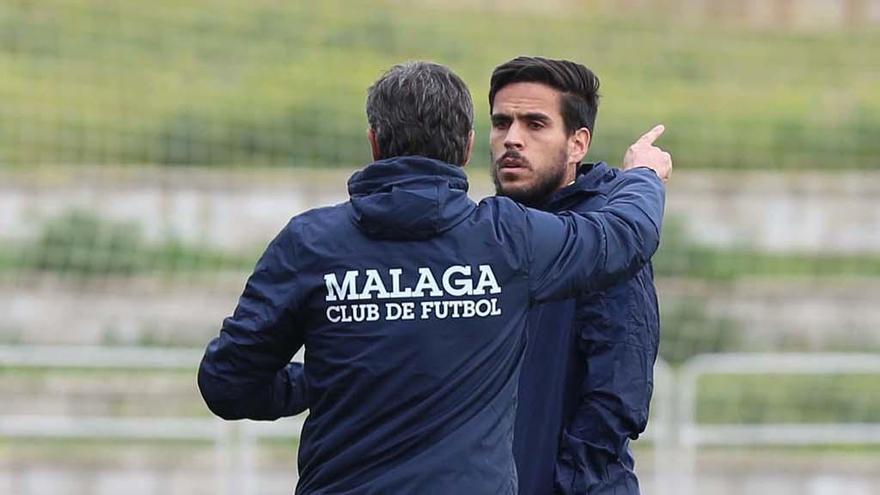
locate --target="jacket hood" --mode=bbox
[542,161,613,211]
[347,156,475,240]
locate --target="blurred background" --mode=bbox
[1,0,879,493]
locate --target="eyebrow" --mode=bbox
[490,112,552,124]
[519,112,551,124]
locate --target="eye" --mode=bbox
[528,121,545,130]
[492,120,510,130]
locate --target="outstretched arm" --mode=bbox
[527,124,671,303]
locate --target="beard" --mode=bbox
[491,147,570,208]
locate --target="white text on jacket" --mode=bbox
[323,265,502,322]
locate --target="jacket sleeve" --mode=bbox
[197,221,310,420]
[554,275,659,493]
[526,167,664,304]
[284,361,309,415]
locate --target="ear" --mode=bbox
[462,129,475,166]
[367,128,381,161]
[568,127,591,166]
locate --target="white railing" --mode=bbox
[0,345,305,495]
[2,346,880,494]
[677,352,880,446]
[671,352,880,495]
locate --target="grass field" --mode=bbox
[2,0,878,169]
[698,373,880,424]
[3,209,878,281]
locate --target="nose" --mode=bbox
[504,122,524,150]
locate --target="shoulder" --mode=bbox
[471,196,529,225]
[272,202,355,254]
[590,163,625,192]
[569,165,660,210]
[287,202,353,233]
[475,196,563,230]
[476,195,525,212]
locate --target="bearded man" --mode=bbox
[489,56,664,494]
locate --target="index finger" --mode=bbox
[636,124,666,145]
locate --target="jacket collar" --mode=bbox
[347,156,474,240]
[348,156,469,196]
[541,162,610,211]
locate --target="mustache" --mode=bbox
[495,150,529,167]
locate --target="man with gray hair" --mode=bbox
[198,61,670,494]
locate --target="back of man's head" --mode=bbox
[488,56,600,135]
[366,61,474,166]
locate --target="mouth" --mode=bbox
[497,153,528,170]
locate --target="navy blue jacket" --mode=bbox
[513,162,660,495]
[197,156,664,494]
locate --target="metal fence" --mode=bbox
[2,346,880,494]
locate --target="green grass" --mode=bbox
[655,247,880,280]
[653,218,880,280]
[659,299,741,365]
[1,0,878,169]
[4,210,880,280]
[697,374,880,424]
[1,210,254,276]
[6,235,880,280]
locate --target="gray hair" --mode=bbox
[366,61,474,166]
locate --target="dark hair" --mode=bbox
[488,56,600,135]
[366,61,474,165]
